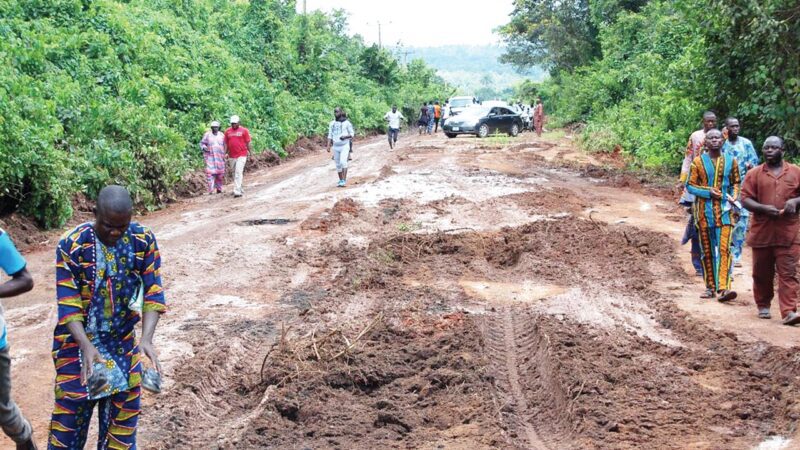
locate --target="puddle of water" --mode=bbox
[460,280,567,304]
[237,218,294,226]
[206,294,257,308]
[754,437,792,450]
[350,169,546,207]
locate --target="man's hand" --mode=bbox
[139,341,163,374]
[710,188,722,200]
[80,343,106,386]
[783,199,799,215]
[764,205,782,217]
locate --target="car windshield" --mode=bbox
[450,98,473,108]
[459,107,491,118]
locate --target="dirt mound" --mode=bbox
[376,165,397,180]
[352,218,680,292]
[301,198,362,232]
[502,189,588,214]
[250,315,504,449]
[285,136,326,157]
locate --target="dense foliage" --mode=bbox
[502,0,799,171]
[0,0,446,228]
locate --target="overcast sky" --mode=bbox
[300,0,514,47]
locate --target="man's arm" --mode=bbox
[679,138,694,183]
[327,122,334,152]
[686,159,714,199]
[730,158,741,200]
[0,268,33,298]
[0,232,33,298]
[139,229,167,372]
[245,129,252,155]
[223,131,229,156]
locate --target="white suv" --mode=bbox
[447,96,479,117]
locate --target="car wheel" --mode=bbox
[478,124,490,138]
[509,124,520,137]
[445,133,457,138]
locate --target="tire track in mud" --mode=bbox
[485,306,551,450]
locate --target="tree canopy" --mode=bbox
[502,0,799,169]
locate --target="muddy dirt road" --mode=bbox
[7,131,800,449]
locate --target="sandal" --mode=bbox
[717,290,738,303]
[700,289,716,299]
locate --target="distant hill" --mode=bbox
[397,45,546,96]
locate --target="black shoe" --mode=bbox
[17,438,37,450]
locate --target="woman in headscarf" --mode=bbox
[199,121,226,194]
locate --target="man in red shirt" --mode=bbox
[223,115,251,198]
[741,136,800,325]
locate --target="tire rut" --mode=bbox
[485,306,551,450]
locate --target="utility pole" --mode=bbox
[302,0,306,14]
[378,21,382,49]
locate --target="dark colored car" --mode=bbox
[442,106,524,138]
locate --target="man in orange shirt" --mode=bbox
[433,101,442,133]
[741,136,800,325]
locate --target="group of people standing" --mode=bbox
[681,111,800,325]
[0,185,166,449]
[417,101,447,135]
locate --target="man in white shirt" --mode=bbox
[383,105,405,150]
[328,107,355,187]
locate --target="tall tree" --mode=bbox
[498,0,600,74]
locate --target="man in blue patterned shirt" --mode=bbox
[722,117,760,267]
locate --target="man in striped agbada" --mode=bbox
[686,129,740,302]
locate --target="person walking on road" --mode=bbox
[224,115,251,198]
[384,105,405,150]
[533,97,545,137]
[418,103,429,135]
[48,185,166,449]
[741,137,800,325]
[686,129,740,302]
[426,101,436,134]
[680,111,718,277]
[328,107,354,187]
[0,230,36,450]
[722,117,759,268]
[433,101,442,133]
[200,121,226,195]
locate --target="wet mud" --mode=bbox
[12,131,800,449]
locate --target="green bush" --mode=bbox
[0,0,447,228]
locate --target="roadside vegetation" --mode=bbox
[0,0,447,228]
[502,1,799,171]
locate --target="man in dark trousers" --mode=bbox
[741,136,800,325]
[0,229,36,449]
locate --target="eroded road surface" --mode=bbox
[7,131,800,449]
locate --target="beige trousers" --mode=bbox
[232,156,247,196]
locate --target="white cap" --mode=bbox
[230,115,240,124]
[210,121,221,127]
